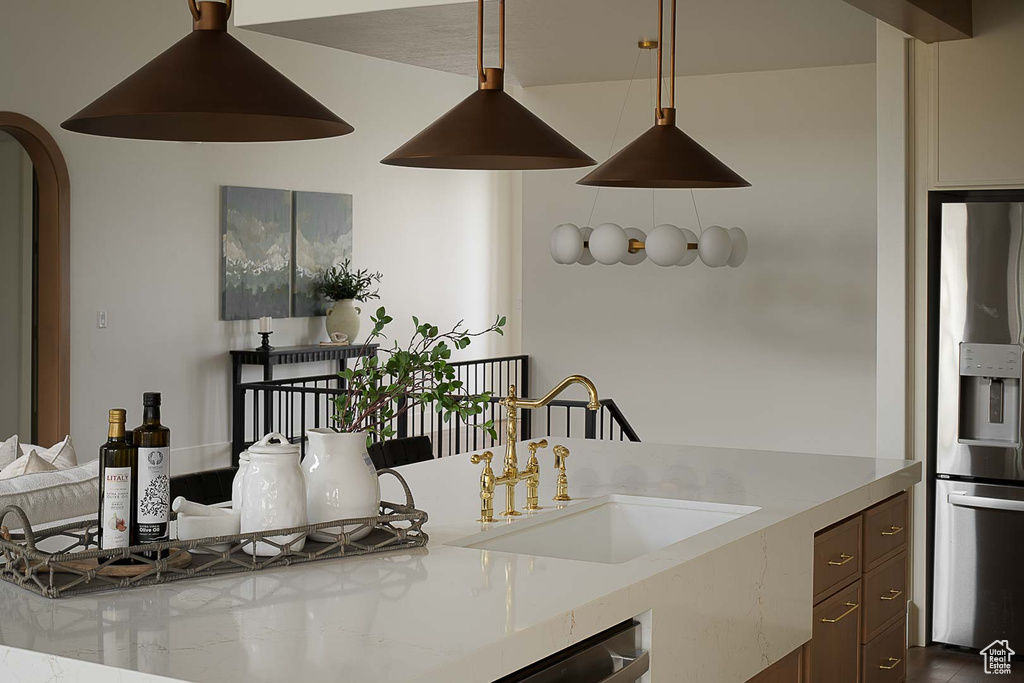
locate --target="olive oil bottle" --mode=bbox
[98,409,137,555]
[132,392,171,558]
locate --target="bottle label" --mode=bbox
[137,446,170,540]
[101,467,132,550]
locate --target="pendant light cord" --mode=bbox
[670,0,676,109]
[656,0,663,118]
[589,49,643,229]
[477,0,505,84]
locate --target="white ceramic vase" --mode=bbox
[303,429,381,542]
[325,299,361,344]
[240,433,307,556]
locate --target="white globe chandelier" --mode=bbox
[550,221,748,268]
[548,29,750,270]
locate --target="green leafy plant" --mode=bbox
[313,259,383,302]
[332,308,507,442]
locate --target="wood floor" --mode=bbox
[909,646,1024,682]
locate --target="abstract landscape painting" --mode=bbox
[221,186,292,321]
[292,191,353,317]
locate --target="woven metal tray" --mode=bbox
[0,468,428,599]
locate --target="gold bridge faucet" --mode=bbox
[481,375,600,518]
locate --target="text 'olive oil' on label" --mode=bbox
[101,467,132,549]
[137,446,170,542]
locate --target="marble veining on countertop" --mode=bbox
[0,438,921,683]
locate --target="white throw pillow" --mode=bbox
[0,459,100,529]
[0,435,18,470]
[0,450,58,480]
[20,435,77,470]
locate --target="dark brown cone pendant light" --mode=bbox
[577,0,749,188]
[381,0,594,170]
[61,0,353,142]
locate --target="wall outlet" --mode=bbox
[97,310,107,329]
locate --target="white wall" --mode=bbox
[0,0,520,465]
[521,64,878,455]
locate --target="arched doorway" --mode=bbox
[0,113,70,446]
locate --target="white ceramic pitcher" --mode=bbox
[240,433,307,556]
[303,429,380,542]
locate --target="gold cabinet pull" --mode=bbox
[821,602,859,623]
[881,525,903,536]
[879,657,901,670]
[828,553,854,566]
[880,589,904,601]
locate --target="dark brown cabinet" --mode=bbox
[745,491,910,683]
[805,491,909,683]
[808,580,863,683]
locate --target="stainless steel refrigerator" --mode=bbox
[933,200,1024,649]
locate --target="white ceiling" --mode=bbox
[241,0,877,88]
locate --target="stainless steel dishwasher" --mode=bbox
[495,620,649,683]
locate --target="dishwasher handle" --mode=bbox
[949,491,1024,513]
[602,651,650,683]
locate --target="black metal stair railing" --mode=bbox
[231,355,640,464]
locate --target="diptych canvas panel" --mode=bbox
[220,187,353,320]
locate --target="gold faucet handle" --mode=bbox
[553,445,570,470]
[527,439,549,458]
[471,451,494,467]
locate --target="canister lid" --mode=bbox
[247,433,299,457]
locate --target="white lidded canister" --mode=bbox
[240,433,307,556]
[231,451,250,512]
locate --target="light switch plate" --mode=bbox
[97,310,107,329]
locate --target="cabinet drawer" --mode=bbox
[862,618,906,683]
[862,551,907,642]
[814,515,862,602]
[863,492,908,572]
[808,580,862,683]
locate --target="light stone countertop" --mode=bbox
[0,438,921,682]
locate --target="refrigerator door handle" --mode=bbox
[948,491,1024,513]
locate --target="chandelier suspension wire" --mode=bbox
[690,190,704,233]
[586,48,645,228]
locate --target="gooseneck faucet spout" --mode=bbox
[511,375,601,412]
[480,375,600,518]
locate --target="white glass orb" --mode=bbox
[646,224,687,267]
[677,227,699,266]
[727,227,748,268]
[589,223,628,265]
[578,226,595,265]
[622,228,647,266]
[698,225,732,267]
[549,223,583,265]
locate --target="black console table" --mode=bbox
[230,343,379,385]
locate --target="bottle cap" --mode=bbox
[109,409,126,423]
[143,392,162,407]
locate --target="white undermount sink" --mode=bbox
[448,495,760,564]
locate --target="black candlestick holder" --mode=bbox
[258,332,274,351]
